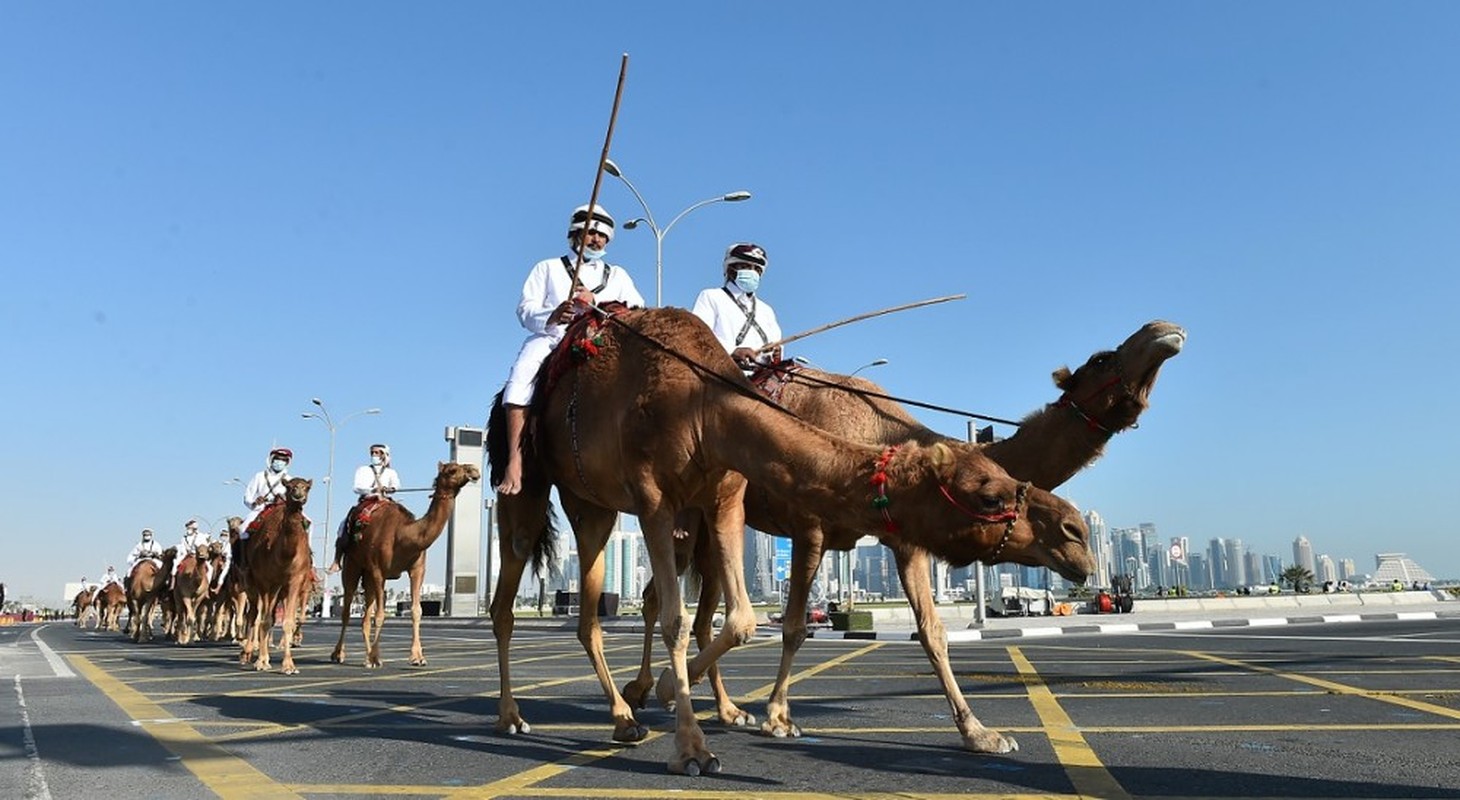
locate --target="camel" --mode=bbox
[623,320,1186,753]
[486,306,1090,774]
[72,588,96,628]
[126,548,176,643]
[238,477,313,674]
[170,542,218,645]
[95,583,126,632]
[330,461,481,669]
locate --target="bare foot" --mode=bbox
[497,460,523,495]
[326,562,340,574]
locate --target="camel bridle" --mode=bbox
[1053,354,1141,436]
[873,446,1028,563]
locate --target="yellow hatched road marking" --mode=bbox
[1184,650,1460,720]
[1008,646,1131,800]
[69,654,301,799]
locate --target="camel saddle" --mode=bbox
[245,501,308,536]
[748,359,801,404]
[344,496,393,540]
[537,301,631,404]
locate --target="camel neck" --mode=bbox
[983,402,1109,489]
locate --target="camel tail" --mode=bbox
[532,505,560,582]
[486,390,508,487]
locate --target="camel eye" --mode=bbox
[1090,352,1113,367]
[977,493,1005,513]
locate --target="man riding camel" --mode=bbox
[97,565,122,593]
[691,242,783,370]
[328,443,401,573]
[496,203,645,495]
[125,528,163,592]
[237,447,300,569]
[169,519,211,589]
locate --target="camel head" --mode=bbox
[283,477,313,506]
[434,460,483,495]
[917,442,1092,582]
[226,516,244,539]
[1051,320,1185,436]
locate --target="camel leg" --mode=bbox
[561,499,648,743]
[621,580,660,710]
[673,480,760,706]
[689,547,754,727]
[895,547,1017,754]
[330,565,359,664]
[404,557,426,665]
[360,576,381,669]
[490,494,537,735]
[370,577,390,667]
[642,511,718,776]
[278,579,303,675]
[761,531,825,738]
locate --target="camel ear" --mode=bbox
[439,461,447,470]
[1052,366,1073,390]
[929,443,957,478]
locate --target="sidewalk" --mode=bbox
[807,590,1460,641]
[398,590,1458,642]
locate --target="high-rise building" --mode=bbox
[1207,538,1228,588]
[1083,510,1110,587]
[1338,558,1357,581]
[1225,539,1248,587]
[1316,554,1337,583]
[1293,535,1316,575]
[1244,551,1265,585]
[1188,552,1211,591]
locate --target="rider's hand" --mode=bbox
[731,347,756,369]
[549,300,575,325]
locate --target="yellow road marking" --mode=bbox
[1184,651,1460,720]
[1008,646,1131,800]
[69,654,300,799]
[738,641,884,702]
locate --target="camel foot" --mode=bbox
[495,717,531,735]
[612,719,650,743]
[329,649,345,664]
[364,659,382,669]
[621,677,652,710]
[409,656,427,666]
[761,717,802,738]
[962,728,1019,754]
[669,753,720,776]
[254,660,271,672]
[281,661,300,676]
[718,705,756,727]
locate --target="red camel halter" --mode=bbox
[1054,374,1124,435]
[871,446,1028,561]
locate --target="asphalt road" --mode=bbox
[3,615,1459,799]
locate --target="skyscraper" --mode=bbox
[1293,535,1316,575]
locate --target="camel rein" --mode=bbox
[872,446,1028,563]
[1054,372,1134,436]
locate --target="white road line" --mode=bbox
[14,675,54,800]
[29,627,74,679]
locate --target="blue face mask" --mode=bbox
[270,459,287,473]
[582,246,606,261]
[733,269,761,294]
[371,456,383,466]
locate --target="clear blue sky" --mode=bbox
[3,3,1457,603]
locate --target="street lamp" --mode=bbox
[602,158,751,307]
[300,399,381,578]
[847,358,889,378]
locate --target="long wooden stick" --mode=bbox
[571,53,630,291]
[757,293,966,353]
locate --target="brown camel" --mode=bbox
[95,583,126,632]
[238,477,313,674]
[126,548,176,643]
[72,588,96,628]
[486,307,1089,774]
[330,460,481,669]
[171,543,217,645]
[623,320,1186,753]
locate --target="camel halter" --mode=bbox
[871,446,1027,559]
[1053,356,1140,436]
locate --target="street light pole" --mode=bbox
[602,159,751,307]
[301,399,381,582]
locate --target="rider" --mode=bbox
[169,519,211,589]
[496,204,645,495]
[328,443,401,573]
[96,565,122,593]
[125,528,164,592]
[691,242,783,370]
[241,447,294,539]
